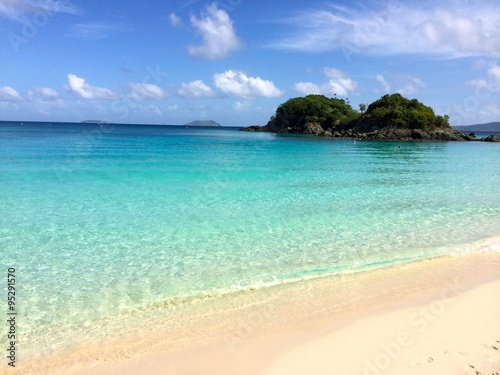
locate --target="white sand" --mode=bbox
[65,251,500,375]
[262,278,500,375]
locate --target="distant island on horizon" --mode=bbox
[81,120,113,124]
[453,122,500,132]
[183,120,221,127]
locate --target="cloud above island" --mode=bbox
[214,70,283,99]
[295,68,357,96]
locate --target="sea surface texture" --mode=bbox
[1,122,499,357]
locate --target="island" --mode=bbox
[453,122,500,132]
[81,120,112,124]
[184,120,221,127]
[241,94,499,142]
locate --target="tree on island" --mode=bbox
[358,93,450,131]
[265,94,359,134]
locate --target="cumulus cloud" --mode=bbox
[0,86,22,101]
[214,70,283,99]
[268,2,500,58]
[177,80,216,98]
[188,3,242,60]
[66,74,117,99]
[127,83,166,100]
[294,68,357,96]
[29,87,59,100]
[0,0,79,20]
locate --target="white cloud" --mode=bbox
[177,80,216,98]
[323,68,357,95]
[294,68,357,96]
[188,3,242,60]
[487,64,500,91]
[467,63,500,92]
[373,74,425,95]
[375,74,391,93]
[214,70,283,99]
[233,100,250,110]
[29,87,59,100]
[66,74,118,99]
[127,83,166,100]
[294,82,322,95]
[467,79,488,88]
[0,0,79,20]
[397,76,426,95]
[139,104,162,117]
[169,12,182,27]
[268,2,500,58]
[0,86,22,101]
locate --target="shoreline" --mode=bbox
[12,239,500,375]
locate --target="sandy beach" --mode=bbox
[29,245,497,375]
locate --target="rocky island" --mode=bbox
[184,120,221,127]
[241,94,499,142]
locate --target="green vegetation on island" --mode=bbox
[358,93,449,131]
[241,93,492,141]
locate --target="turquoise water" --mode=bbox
[1,122,500,356]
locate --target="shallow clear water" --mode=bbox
[1,122,499,355]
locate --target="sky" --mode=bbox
[0,0,499,126]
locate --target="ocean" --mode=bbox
[1,122,499,364]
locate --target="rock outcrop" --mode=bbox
[482,134,500,142]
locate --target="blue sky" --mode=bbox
[1,0,499,126]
